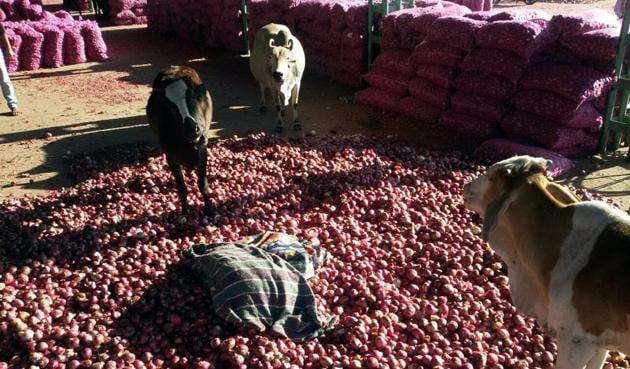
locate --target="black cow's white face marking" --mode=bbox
[164,80,201,143]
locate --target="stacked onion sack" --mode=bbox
[146,0,241,51]
[285,0,369,86]
[247,0,294,47]
[110,0,148,25]
[502,10,620,159]
[476,10,619,176]
[2,18,108,72]
[357,2,470,117]
[443,10,553,142]
[146,0,174,36]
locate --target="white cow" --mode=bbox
[249,23,305,132]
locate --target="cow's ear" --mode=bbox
[287,39,294,50]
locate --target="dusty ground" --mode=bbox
[0,0,628,210]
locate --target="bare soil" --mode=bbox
[0,0,628,209]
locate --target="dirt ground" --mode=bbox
[0,0,628,210]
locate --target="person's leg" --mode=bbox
[0,50,18,114]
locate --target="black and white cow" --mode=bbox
[146,66,215,216]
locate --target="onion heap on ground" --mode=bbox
[0,134,621,369]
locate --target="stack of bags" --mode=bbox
[146,0,173,36]
[3,18,108,72]
[110,0,148,25]
[0,0,46,21]
[504,62,615,158]
[286,0,369,86]
[443,9,554,141]
[247,0,294,46]
[409,15,481,126]
[358,2,471,118]
[147,0,244,51]
[500,10,619,158]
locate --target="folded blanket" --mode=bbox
[182,236,336,342]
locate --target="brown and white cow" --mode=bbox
[146,65,215,216]
[249,23,305,132]
[464,155,630,369]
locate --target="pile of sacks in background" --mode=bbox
[146,0,492,86]
[0,0,108,71]
[147,0,245,51]
[110,0,148,26]
[358,7,620,176]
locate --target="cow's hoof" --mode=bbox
[293,122,302,131]
[258,106,268,113]
[274,125,284,133]
[203,204,216,217]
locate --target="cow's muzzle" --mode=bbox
[183,117,202,143]
[272,71,284,82]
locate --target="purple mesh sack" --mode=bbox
[454,71,515,100]
[15,24,43,71]
[474,20,557,59]
[511,90,603,129]
[410,4,471,34]
[440,110,500,139]
[474,138,574,178]
[0,1,15,20]
[356,87,400,112]
[450,91,510,123]
[54,10,73,20]
[4,28,21,72]
[412,41,466,67]
[426,16,486,51]
[114,9,137,25]
[60,23,86,65]
[81,21,108,62]
[520,63,616,104]
[460,48,528,83]
[397,96,442,123]
[362,68,409,97]
[501,110,589,150]
[488,9,551,23]
[408,77,449,109]
[12,0,29,20]
[372,49,415,77]
[562,28,619,61]
[465,10,499,21]
[32,23,64,68]
[550,10,620,40]
[416,64,457,89]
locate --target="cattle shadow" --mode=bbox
[110,263,239,368]
[559,151,630,209]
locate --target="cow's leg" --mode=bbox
[197,146,215,217]
[554,335,601,369]
[167,157,189,215]
[291,82,301,131]
[272,91,285,133]
[257,83,267,112]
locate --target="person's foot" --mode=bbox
[10,108,18,116]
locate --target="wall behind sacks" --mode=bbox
[358,7,621,174]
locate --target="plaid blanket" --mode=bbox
[182,234,337,342]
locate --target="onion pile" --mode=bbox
[0,133,621,369]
